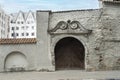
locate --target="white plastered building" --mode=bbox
[9,11,36,38]
[0,6,9,38]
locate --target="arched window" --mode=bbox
[4,52,28,72]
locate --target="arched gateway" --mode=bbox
[49,20,92,70]
[55,37,85,70]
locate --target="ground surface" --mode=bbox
[0,70,120,80]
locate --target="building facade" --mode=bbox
[0,6,9,38]
[0,0,120,72]
[9,11,36,38]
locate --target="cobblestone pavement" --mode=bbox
[0,70,120,80]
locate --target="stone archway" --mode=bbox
[55,37,85,70]
[4,52,28,72]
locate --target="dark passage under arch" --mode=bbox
[55,37,85,70]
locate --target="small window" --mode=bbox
[16,33,19,36]
[21,33,24,36]
[11,21,13,23]
[17,21,20,24]
[26,33,29,36]
[21,26,24,30]
[21,21,24,24]
[31,33,34,36]
[12,27,14,30]
[16,27,19,30]
[32,26,34,29]
[11,33,15,37]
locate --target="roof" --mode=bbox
[10,10,36,23]
[52,9,99,13]
[0,38,37,44]
[101,0,120,3]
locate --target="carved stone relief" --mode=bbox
[48,20,92,35]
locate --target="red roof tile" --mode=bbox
[0,38,37,44]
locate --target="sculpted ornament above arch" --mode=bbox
[48,20,92,35]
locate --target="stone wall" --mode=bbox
[48,9,104,71]
[97,2,120,70]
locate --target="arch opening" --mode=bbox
[55,37,85,70]
[4,52,28,72]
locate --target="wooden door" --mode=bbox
[55,37,85,70]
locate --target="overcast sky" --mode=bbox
[0,0,99,13]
